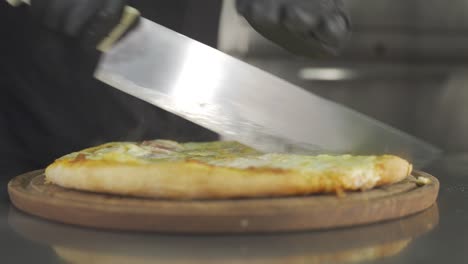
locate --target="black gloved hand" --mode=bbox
[30,0,127,51]
[236,0,351,57]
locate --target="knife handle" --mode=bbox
[96,6,140,52]
[6,0,29,6]
[6,0,140,52]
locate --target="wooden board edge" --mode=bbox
[7,170,440,233]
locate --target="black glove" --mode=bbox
[30,0,127,51]
[236,0,351,57]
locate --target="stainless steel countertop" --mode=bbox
[0,155,467,263]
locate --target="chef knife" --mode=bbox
[8,1,441,168]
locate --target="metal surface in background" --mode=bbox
[95,18,440,168]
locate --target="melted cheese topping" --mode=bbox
[209,154,376,171]
[59,143,153,163]
[59,140,261,164]
[209,154,380,187]
[59,141,380,185]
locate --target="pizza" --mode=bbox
[44,140,412,199]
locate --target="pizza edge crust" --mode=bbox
[44,156,411,199]
[375,156,413,186]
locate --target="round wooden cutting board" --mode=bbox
[8,170,439,233]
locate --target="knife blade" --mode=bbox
[6,0,440,168]
[94,17,440,168]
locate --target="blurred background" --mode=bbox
[1,2,465,262]
[136,0,468,154]
[3,0,467,178]
[216,0,468,153]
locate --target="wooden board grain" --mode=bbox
[8,170,439,233]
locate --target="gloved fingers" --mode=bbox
[315,11,350,50]
[236,0,351,56]
[42,0,70,32]
[283,6,320,36]
[64,0,104,37]
[30,0,101,36]
[241,0,282,25]
[29,0,129,51]
[79,0,129,52]
[284,2,350,52]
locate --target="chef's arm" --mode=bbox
[236,0,351,57]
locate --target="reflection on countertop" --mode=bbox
[8,203,438,264]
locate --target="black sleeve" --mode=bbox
[0,1,218,180]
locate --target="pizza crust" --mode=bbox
[375,156,413,186]
[45,155,411,199]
